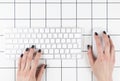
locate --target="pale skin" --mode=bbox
[87,31,115,81]
[17,45,46,81]
[17,31,115,81]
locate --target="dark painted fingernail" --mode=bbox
[95,32,98,35]
[108,35,110,38]
[21,54,23,58]
[87,45,90,50]
[44,65,47,69]
[31,45,35,48]
[38,49,41,52]
[103,31,106,34]
[26,48,29,51]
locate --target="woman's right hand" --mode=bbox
[87,31,115,81]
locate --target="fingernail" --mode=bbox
[87,45,90,50]
[95,32,98,35]
[26,48,29,51]
[44,65,47,69]
[103,31,106,34]
[38,49,41,53]
[108,35,110,38]
[20,54,23,58]
[31,45,35,48]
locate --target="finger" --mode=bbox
[102,31,110,55]
[37,64,46,81]
[21,50,29,71]
[87,45,94,66]
[18,54,23,71]
[25,45,35,71]
[94,32,103,57]
[30,49,41,74]
[109,36,115,62]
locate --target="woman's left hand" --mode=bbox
[17,45,46,81]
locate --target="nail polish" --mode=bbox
[108,35,110,38]
[26,48,29,51]
[103,31,106,34]
[95,32,98,35]
[44,65,47,69]
[31,45,35,48]
[21,54,23,58]
[38,49,41,53]
[87,45,90,50]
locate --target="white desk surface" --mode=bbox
[0,0,120,81]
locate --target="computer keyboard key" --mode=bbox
[42,34,47,38]
[62,44,67,48]
[56,29,60,33]
[66,39,71,43]
[51,44,56,48]
[56,39,60,43]
[75,34,81,38]
[71,55,76,59]
[65,49,69,54]
[39,29,44,33]
[50,29,55,33]
[49,49,54,54]
[72,29,76,33]
[73,44,77,48]
[45,29,49,33]
[60,49,64,54]
[55,55,61,59]
[31,34,36,38]
[45,39,50,43]
[41,55,53,59]
[21,34,25,38]
[69,34,74,38]
[44,49,49,54]
[34,39,39,43]
[61,39,65,43]
[46,44,51,48]
[18,29,22,33]
[54,49,59,54]
[61,55,66,59]
[63,34,68,38]
[47,60,61,67]
[68,44,72,48]
[58,34,62,38]
[40,39,44,43]
[34,29,39,33]
[66,54,71,58]
[61,28,65,33]
[57,44,61,48]
[26,34,30,38]
[37,34,41,38]
[66,29,71,33]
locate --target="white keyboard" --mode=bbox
[3,28,82,59]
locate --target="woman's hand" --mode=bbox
[17,45,46,81]
[87,31,115,81]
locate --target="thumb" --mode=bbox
[37,64,47,81]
